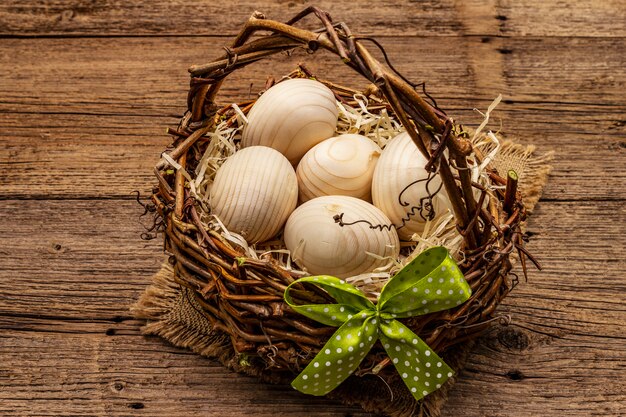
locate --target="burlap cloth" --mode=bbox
[132,138,552,416]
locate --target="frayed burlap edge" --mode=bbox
[131,140,552,416]
[487,139,554,213]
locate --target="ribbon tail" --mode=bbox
[292,313,378,396]
[379,320,454,401]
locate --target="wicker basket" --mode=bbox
[149,7,535,416]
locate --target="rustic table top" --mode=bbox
[1,1,625,416]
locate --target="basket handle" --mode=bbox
[185,7,482,249]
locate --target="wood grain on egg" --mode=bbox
[296,134,381,203]
[241,78,339,165]
[284,195,400,278]
[209,146,298,243]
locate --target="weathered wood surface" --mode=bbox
[1,0,625,37]
[1,1,625,416]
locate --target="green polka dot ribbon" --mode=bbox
[284,246,471,401]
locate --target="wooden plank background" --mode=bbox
[1,1,624,416]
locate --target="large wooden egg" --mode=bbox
[372,132,451,240]
[284,195,400,278]
[209,146,298,243]
[296,134,381,203]
[241,78,339,165]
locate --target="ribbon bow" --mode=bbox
[284,246,471,401]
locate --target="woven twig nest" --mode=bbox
[148,7,536,416]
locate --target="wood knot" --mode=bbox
[307,40,320,52]
[49,242,68,254]
[498,327,530,351]
[128,402,145,409]
[505,370,524,381]
[111,381,125,392]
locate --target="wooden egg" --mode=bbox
[209,146,298,243]
[371,132,451,240]
[284,195,400,278]
[296,134,381,203]
[241,78,339,165]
